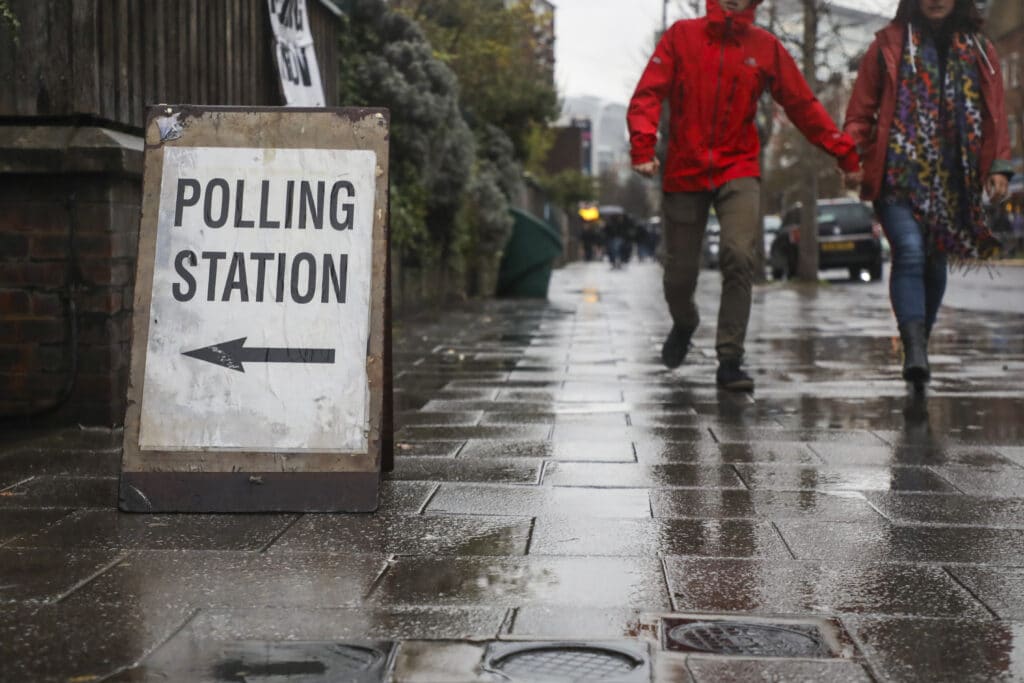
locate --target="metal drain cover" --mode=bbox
[484,641,650,682]
[664,620,832,658]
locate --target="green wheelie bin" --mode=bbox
[496,208,563,298]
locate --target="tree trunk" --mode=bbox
[797,0,820,282]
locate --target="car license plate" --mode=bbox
[822,241,855,252]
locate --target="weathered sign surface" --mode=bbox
[120,107,389,513]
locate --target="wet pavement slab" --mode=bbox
[370,556,672,609]
[665,558,990,618]
[3,261,1024,680]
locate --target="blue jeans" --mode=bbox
[876,197,947,330]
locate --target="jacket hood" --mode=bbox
[706,0,761,38]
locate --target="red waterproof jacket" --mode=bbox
[628,0,859,193]
[844,22,1014,202]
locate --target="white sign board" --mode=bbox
[267,0,326,106]
[138,146,376,453]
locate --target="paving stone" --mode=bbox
[735,464,959,493]
[666,558,989,618]
[542,462,746,489]
[931,465,1024,498]
[0,476,118,509]
[651,489,883,522]
[627,412,703,426]
[530,518,789,558]
[0,548,121,603]
[180,606,508,641]
[712,427,890,446]
[63,551,388,610]
[268,514,532,556]
[459,439,636,462]
[635,440,823,465]
[998,447,1024,468]
[393,441,466,457]
[945,567,1024,619]
[370,556,671,609]
[396,425,553,441]
[510,607,645,639]
[379,481,438,514]
[0,426,122,454]
[397,411,483,427]
[552,424,708,442]
[0,509,72,546]
[391,642,491,683]
[385,457,542,484]
[866,492,1024,528]
[849,618,1024,682]
[777,520,1024,564]
[8,509,297,551]
[423,399,557,413]
[0,600,193,683]
[811,443,1017,467]
[686,658,874,683]
[0,445,121,479]
[426,484,651,519]
[477,412,558,425]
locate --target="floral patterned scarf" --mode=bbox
[884,23,998,260]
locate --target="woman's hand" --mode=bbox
[986,174,1009,202]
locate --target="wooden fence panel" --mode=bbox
[0,0,342,129]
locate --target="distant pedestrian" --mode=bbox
[844,0,1013,390]
[629,0,860,392]
[603,212,630,269]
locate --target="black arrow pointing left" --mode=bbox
[183,337,336,373]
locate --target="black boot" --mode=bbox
[899,320,930,388]
[716,359,754,392]
[661,325,695,369]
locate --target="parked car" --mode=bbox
[769,199,884,281]
[701,214,721,269]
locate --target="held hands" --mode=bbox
[843,169,864,189]
[986,174,1009,203]
[633,159,661,178]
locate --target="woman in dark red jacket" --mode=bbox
[844,0,1013,391]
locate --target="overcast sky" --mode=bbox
[553,0,901,105]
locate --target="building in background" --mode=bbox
[560,96,630,178]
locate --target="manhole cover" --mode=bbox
[484,642,649,682]
[665,621,831,658]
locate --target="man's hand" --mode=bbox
[633,159,661,178]
[986,174,1009,203]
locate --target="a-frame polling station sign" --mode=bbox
[120,107,389,512]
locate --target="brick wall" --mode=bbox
[0,126,142,426]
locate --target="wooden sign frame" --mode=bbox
[120,106,389,512]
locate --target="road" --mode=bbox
[816,262,1024,315]
[943,263,1024,315]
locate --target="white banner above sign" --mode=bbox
[268,0,326,106]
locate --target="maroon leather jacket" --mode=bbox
[844,22,1014,201]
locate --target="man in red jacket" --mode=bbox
[629,0,860,391]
